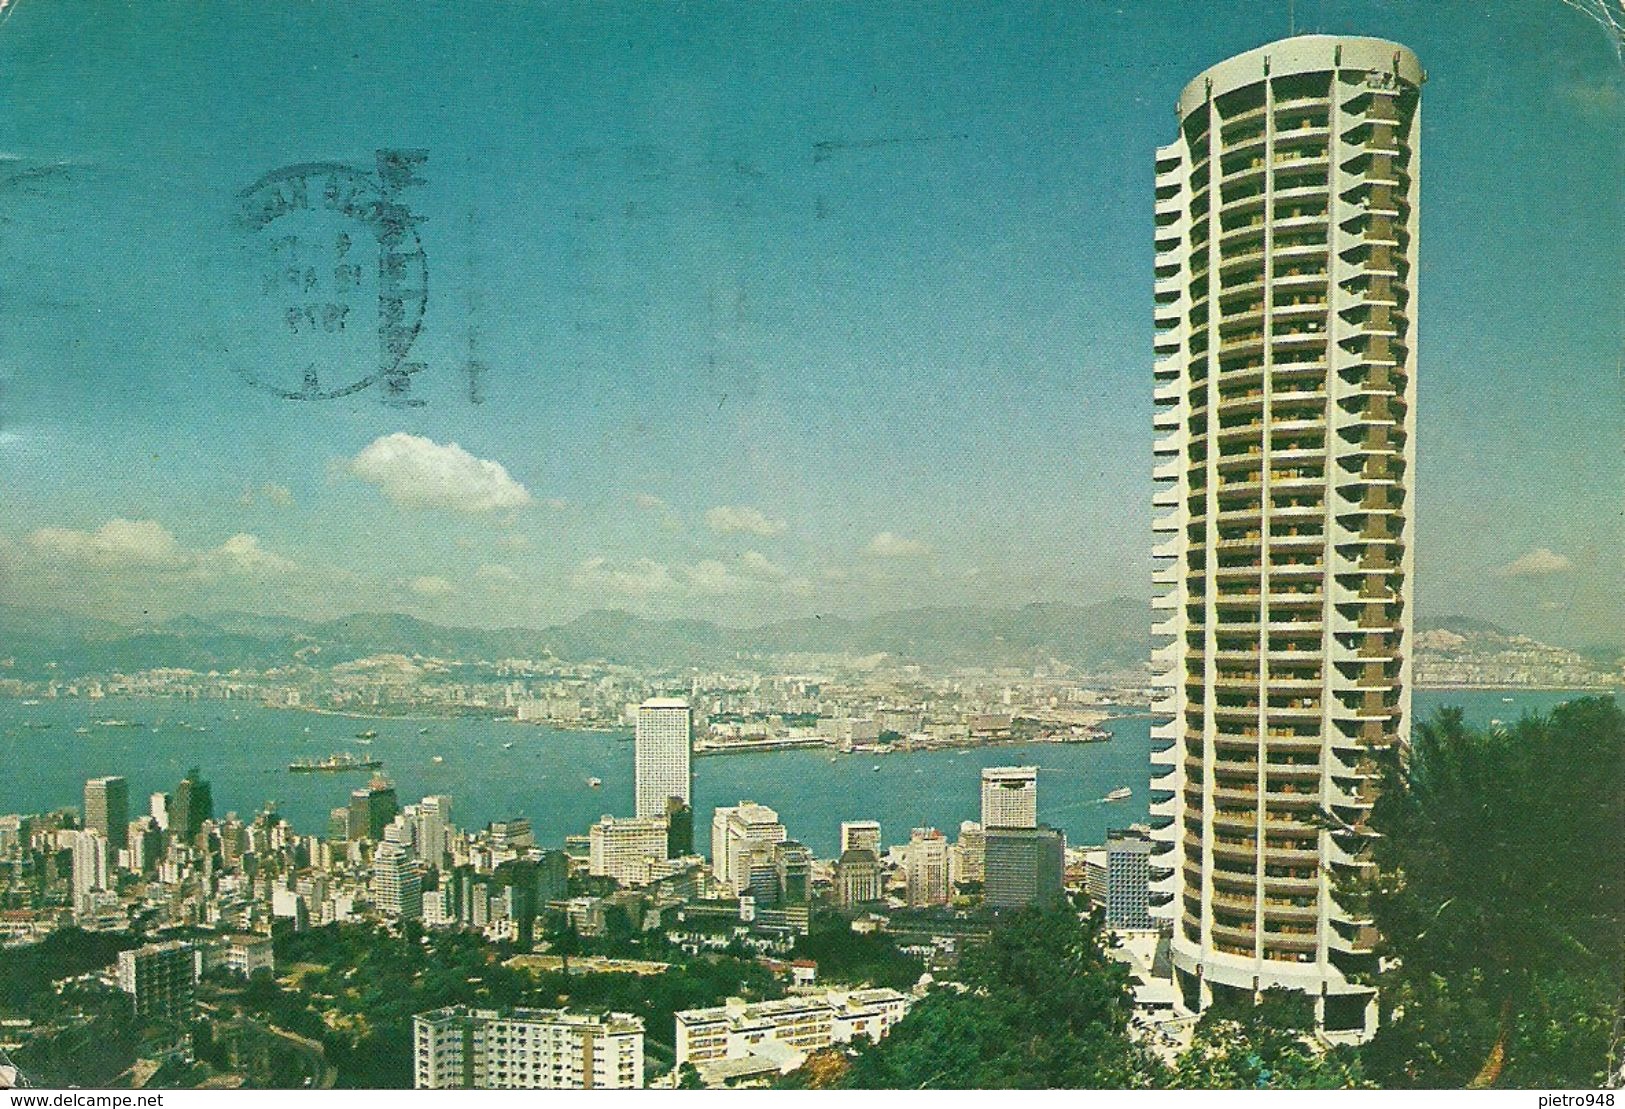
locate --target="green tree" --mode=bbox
[1356,697,1623,1088]
[1171,989,1367,1089]
[822,904,1163,1088]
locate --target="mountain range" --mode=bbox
[0,599,1152,677]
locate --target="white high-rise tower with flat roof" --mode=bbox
[634,698,692,820]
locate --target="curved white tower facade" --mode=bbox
[1148,36,1421,1038]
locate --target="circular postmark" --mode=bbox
[233,150,428,402]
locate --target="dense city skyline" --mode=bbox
[0,1,1619,646]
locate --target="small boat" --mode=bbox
[587,776,603,788]
[431,755,445,764]
[1105,787,1132,801]
[75,727,89,734]
[1501,697,1514,703]
[419,727,431,735]
[356,729,378,739]
[355,737,373,745]
[502,741,515,749]
[872,765,881,772]
[20,699,40,706]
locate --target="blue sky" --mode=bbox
[0,0,1619,644]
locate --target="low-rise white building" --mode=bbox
[675,988,909,1081]
[414,1006,644,1090]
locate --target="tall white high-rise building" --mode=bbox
[980,766,1038,830]
[371,838,424,919]
[417,795,452,868]
[1148,36,1421,1039]
[67,829,109,917]
[634,698,692,819]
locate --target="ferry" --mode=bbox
[289,753,383,773]
[1104,787,1132,802]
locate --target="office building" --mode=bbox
[710,802,786,894]
[902,827,949,908]
[349,777,400,843]
[839,820,882,855]
[127,817,162,875]
[834,848,882,908]
[117,940,202,1023]
[171,769,213,843]
[371,838,424,919]
[417,795,453,868]
[634,698,692,820]
[1106,827,1154,930]
[665,798,694,857]
[588,814,670,887]
[414,1006,644,1090]
[84,776,129,854]
[949,820,986,886]
[1149,36,1420,1037]
[980,766,1039,830]
[984,825,1065,911]
[67,829,109,918]
[773,841,813,904]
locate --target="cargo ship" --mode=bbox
[289,753,383,773]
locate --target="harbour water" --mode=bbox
[0,688,1610,856]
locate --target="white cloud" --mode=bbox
[633,493,667,511]
[571,552,808,599]
[474,564,520,585]
[22,519,297,577]
[495,534,534,552]
[738,550,789,581]
[1497,547,1573,577]
[27,518,186,567]
[408,575,455,598]
[240,483,296,509]
[347,433,532,514]
[705,505,787,537]
[572,557,678,597]
[865,531,933,559]
[210,533,298,575]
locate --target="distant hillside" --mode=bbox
[0,599,1150,678]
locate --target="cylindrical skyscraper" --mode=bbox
[1147,36,1421,1039]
